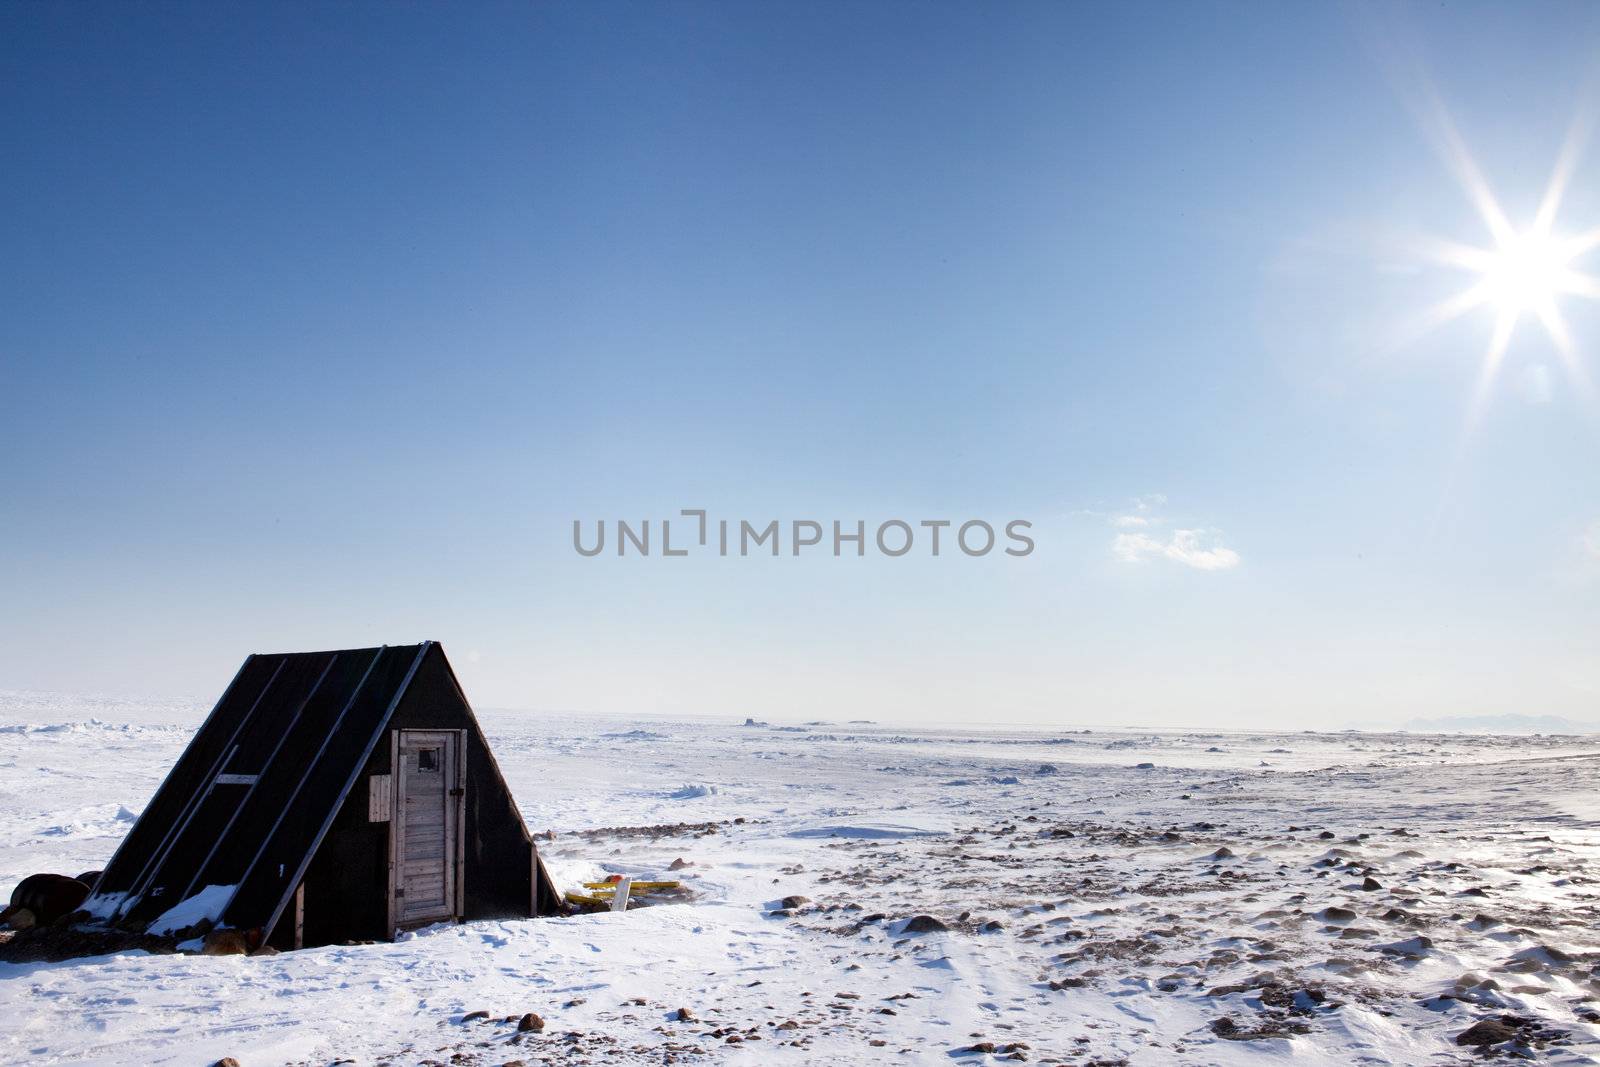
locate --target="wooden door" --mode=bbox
[391,729,463,929]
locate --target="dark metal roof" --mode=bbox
[90,643,433,935]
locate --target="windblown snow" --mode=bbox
[3,693,1600,1065]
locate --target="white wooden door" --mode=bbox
[392,729,462,927]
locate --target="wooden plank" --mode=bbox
[610,877,632,912]
[386,731,398,936]
[404,862,445,878]
[368,774,392,822]
[453,728,466,919]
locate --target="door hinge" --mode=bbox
[449,787,464,797]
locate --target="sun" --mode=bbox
[1480,230,1576,317]
[1405,104,1600,417]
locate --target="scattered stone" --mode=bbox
[461,1010,490,1022]
[1360,877,1382,891]
[675,1007,696,1022]
[668,857,690,871]
[902,915,949,934]
[516,1013,545,1033]
[1455,1018,1521,1047]
[1377,935,1433,959]
[780,895,810,909]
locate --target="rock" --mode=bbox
[775,1019,798,1030]
[981,920,1004,933]
[901,915,948,934]
[212,1060,241,1067]
[675,1007,695,1022]
[1319,906,1357,922]
[1377,935,1433,959]
[1135,762,1156,769]
[516,1012,545,1032]
[1455,1018,1521,1047]
[1361,877,1382,891]
[1211,847,1235,860]
[462,1010,490,1022]
[780,895,810,909]
[200,929,252,956]
[1211,1017,1238,1036]
[1318,831,1336,840]
[5,874,91,926]
[1035,764,1058,776]
[963,1041,998,1053]
[668,858,690,871]
[860,913,886,923]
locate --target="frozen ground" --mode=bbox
[4,692,1600,1065]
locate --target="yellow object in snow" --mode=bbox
[579,880,681,891]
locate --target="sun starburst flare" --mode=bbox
[1405,104,1600,420]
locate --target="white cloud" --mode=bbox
[1114,528,1241,571]
[1107,496,1240,571]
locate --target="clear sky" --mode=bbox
[3,2,1598,727]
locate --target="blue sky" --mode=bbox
[3,3,1598,726]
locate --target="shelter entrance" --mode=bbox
[391,729,464,929]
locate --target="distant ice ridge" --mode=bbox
[0,689,206,726]
[1399,713,1599,735]
[38,803,138,839]
[0,718,188,735]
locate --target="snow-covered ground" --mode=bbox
[5,693,1600,1065]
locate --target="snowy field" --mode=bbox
[4,692,1600,1066]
